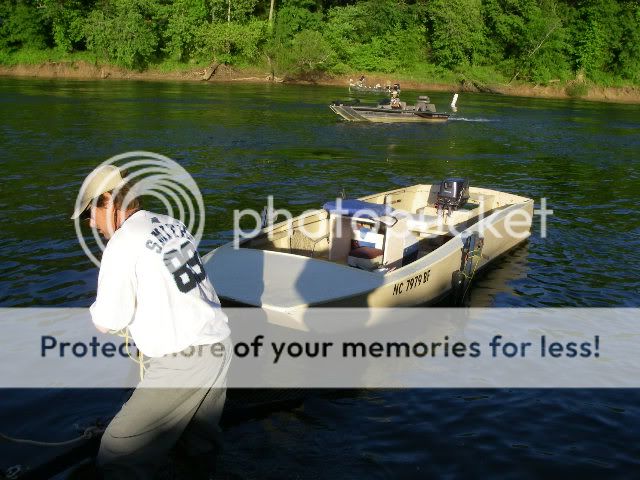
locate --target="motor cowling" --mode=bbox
[436,178,469,211]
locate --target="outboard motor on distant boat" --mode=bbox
[416,95,436,113]
[436,178,469,216]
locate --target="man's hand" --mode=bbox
[94,324,109,334]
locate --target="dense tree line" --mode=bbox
[0,0,638,86]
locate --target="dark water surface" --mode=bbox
[1,78,639,477]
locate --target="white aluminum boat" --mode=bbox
[203,181,533,330]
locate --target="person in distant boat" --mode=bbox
[71,164,232,479]
[390,90,401,109]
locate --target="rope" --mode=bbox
[462,249,482,300]
[0,331,143,465]
[115,327,148,381]
[0,426,103,448]
[4,464,25,480]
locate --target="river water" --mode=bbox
[1,78,639,477]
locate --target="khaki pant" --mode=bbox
[98,337,232,479]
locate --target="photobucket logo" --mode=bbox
[74,151,204,268]
[232,196,553,249]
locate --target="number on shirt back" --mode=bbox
[163,241,206,293]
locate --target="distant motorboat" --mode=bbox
[330,95,450,123]
[348,80,401,95]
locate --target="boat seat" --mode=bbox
[404,208,476,236]
[403,212,447,236]
[469,193,495,210]
[347,246,383,270]
[323,200,393,263]
[290,230,329,257]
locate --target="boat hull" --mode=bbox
[330,104,449,123]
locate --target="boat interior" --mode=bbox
[241,183,525,274]
[376,95,437,112]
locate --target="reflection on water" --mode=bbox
[468,242,531,307]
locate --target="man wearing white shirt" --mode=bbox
[72,165,231,479]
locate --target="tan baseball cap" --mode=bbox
[71,165,124,219]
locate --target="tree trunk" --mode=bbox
[268,0,275,30]
[227,0,231,23]
[509,22,560,85]
[202,61,221,81]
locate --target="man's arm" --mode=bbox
[90,239,137,333]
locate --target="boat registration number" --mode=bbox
[392,270,431,296]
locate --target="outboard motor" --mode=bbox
[416,95,436,113]
[416,96,428,111]
[436,178,470,216]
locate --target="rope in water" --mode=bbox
[0,425,103,448]
[0,329,142,453]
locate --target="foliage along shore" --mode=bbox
[1,0,639,104]
[1,59,639,105]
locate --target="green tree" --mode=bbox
[566,0,624,81]
[323,0,427,73]
[272,0,322,43]
[0,0,50,51]
[196,19,267,63]
[323,3,369,64]
[424,0,486,69]
[613,2,640,82]
[41,0,90,52]
[210,0,259,22]
[163,0,209,61]
[275,28,335,78]
[85,0,160,69]
[483,0,570,83]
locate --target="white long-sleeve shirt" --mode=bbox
[90,210,230,357]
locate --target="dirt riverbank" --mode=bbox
[1,60,639,104]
